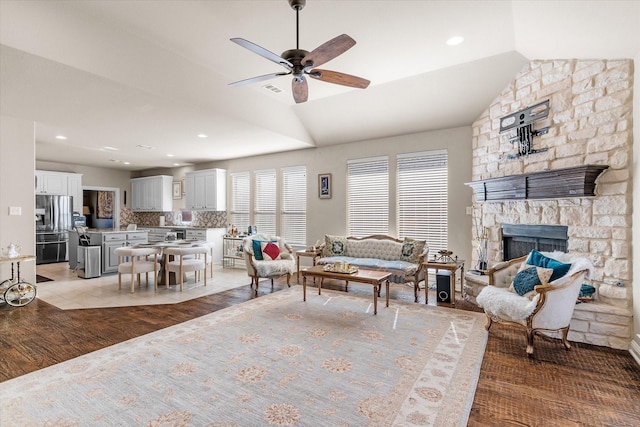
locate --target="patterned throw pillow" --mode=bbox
[252,239,277,260]
[526,250,572,281]
[510,264,554,297]
[260,241,281,261]
[323,235,347,257]
[400,238,427,264]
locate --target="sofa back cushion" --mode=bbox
[345,238,403,261]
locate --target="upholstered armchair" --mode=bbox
[476,251,594,356]
[243,234,296,292]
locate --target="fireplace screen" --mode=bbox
[501,224,568,261]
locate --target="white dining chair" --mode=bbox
[195,241,216,278]
[163,246,208,291]
[114,246,161,293]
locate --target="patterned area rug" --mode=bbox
[0,287,487,426]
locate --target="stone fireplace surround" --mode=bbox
[466,59,633,350]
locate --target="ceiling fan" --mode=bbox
[229,0,370,103]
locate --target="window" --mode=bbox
[254,169,276,236]
[230,172,250,231]
[397,150,448,251]
[347,156,389,236]
[281,166,307,245]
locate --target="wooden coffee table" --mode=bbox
[301,265,391,315]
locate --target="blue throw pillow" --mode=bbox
[526,250,572,281]
[252,239,265,260]
[512,266,552,296]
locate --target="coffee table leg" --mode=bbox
[373,282,377,315]
[386,280,390,308]
[303,274,306,301]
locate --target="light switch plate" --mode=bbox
[9,206,21,215]
[465,206,472,215]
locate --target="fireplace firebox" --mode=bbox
[501,224,568,261]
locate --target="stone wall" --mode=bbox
[468,59,634,349]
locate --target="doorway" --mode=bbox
[82,186,120,229]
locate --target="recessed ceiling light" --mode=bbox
[446,36,464,46]
[123,161,131,165]
[103,146,119,151]
[173,163,180,166]
[197,134,208,138]
[167,154,175,157]
[55,135,67,140]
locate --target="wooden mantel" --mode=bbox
[465,165,609,202]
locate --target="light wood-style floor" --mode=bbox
[2,273,639,426]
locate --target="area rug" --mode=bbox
[0,287,488,426]
[35,274,53,283]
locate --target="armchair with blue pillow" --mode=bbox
[476,250,594,356]
[242,234,296,292]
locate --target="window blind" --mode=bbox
[397,150,448,252]
[347,156,389,237]
[281,166,307,245]
[230,172,250,231]
[254,169,276,236]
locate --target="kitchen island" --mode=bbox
[69,229,148,274]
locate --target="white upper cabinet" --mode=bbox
[35,170,83,213]
[184,169,226,211]
[130,175,173,212]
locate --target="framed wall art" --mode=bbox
[173,181,182,200]
[318,173,331,199]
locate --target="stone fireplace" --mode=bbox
[465,59,633,350]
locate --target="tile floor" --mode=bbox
[35,262,251,310]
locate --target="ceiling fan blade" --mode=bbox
[302,34,356,68]
[229,72,290,87]
[230,38,293,69]
[308,69,370,89]
[292,76,309,103]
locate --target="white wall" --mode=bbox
[203,126,473,261]
[0,115,36,284]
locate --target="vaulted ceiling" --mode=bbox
[1,1,638,170]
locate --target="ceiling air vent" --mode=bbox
[136,144,156,150]
[262,84,283,94]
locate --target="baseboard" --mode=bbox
[630,338,640,367]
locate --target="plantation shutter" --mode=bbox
[281,166,307,245]
[347,156,389,237]
[254,169,277,236]
[397,150,448,252]
[230,172,250,231]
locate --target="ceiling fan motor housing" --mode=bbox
[288,0,306,11]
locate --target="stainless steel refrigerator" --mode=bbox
[36,195,73,264]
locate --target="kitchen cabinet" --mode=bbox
[103,233,127,274]
[184,169,226,211]
[131,176,173,212]
[67,173,83,213]
[186,228,225,262]
[35,170,83,213]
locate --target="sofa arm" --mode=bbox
[485,255,527,287]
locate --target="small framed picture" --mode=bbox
[173,181,182,199]
[318,173,331,199]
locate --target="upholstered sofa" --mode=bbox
[317,234,429,302]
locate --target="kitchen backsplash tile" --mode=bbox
[120,208,227,228]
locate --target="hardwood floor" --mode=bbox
[2,277,639,426]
